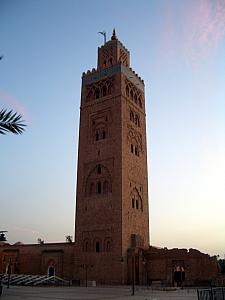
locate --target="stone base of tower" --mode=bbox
[74,248,127,285]
[0,242,220,286]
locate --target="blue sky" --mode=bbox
[0,0,225,258]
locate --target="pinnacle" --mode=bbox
[111,28,117,40]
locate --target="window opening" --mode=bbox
[135,147,138,156]
[95,88,100,99]
[89,183,94,195]
[96,241,100,253]
[131,144,134,153]
[132,198,135,208]
[106,241,111,252]
[102,130,106,139]
[97,164,101,174]
[85,241,89,252]
[102,86,107,97]
[130,111,134,122]
[103,181,109,194]
[48,266,55,277]
[130,90,133,100]
[126,86,129,97]
[97,182,101,194]
[96,131,99,141]
[136,200,139,209]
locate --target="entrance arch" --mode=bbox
[47,266,55,277]
[173,266,185,286]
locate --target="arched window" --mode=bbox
[95,124,107,142]
[130,90,133,100]
[87,90,93,100]
[95,88,100,99]
[132,198,135,208]
[96,241,100,253]
[89,183,95,195]
[108,84,112,95]
[109,57,113,65]
[96,130,100,141]
[102,85,107,97]
[130,110,134,122]
[106,241,111,252]
[97,182,101,194]
[131,144,134,153]
[97,164,101,174]
[136,199,139,209]
[135,146,139,156]
[126,86,129,97]
[135,115,140,127]
[103,180,109,194]
[139,97,142,108]
[48,266,55,277]
[134,93,137,103]
[85,241,89,252]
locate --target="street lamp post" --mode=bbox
[7,258,12,289]
[121,257,125,285]
[131,253,135,295]
[142,258,146,286]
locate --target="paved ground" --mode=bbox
[0,285,198,300]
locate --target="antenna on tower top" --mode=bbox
[98,31,106,44]
[0,230,8,241]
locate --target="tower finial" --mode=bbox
[111,28,117,40]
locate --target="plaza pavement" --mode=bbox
[0,285,198,300]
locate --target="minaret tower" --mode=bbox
[75,30,149,284]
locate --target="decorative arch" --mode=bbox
[94,122,108,142]
[135,114,140,127]
[83,239,90,252]
[104,237,113,252]
[102,85,107,97]
[93,238,101,253]
[86,77,113,102]
[130,187,143,211]
[127,128,143,156]
[130,110,134,122]
[95,88,100,99]
[126,85,130,97]
[85,164,112,197]
[124,79,143,109]
[47,265,55,277]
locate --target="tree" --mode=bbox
[37,238,44,245]
[66,235,72,243]
[218,259,225,274]
[0,109,26,135]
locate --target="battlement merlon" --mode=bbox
[82,64,145,92]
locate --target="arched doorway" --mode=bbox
[173,266,185,287]
[47,266,55,277]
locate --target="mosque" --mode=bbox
[0,30,219,286]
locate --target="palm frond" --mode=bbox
[0,109,26,135]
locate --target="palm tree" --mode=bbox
[0,109,26,135]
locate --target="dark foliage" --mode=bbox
[218,259,225,273]
[0,109,26,135]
